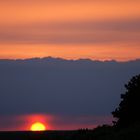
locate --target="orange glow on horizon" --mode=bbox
[22,114,52,131]
[30,122,46,131]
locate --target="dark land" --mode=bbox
[0,124,140,140]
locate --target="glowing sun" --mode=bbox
[30,122,46,131]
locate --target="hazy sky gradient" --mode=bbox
[0,0,140,60]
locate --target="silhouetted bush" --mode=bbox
[112,74,140,128]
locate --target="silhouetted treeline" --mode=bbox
[0,125,140,140]
[112,74,140,128]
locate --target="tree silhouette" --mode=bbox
[112,74,140,128]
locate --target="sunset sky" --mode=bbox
[0,0,140,61]
[0,0,140,131]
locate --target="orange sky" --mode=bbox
[0,44,140,61]
[0,0,140,61]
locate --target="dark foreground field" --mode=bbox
[0,124,140,140]
[0,130,82,140]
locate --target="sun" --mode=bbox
[30,122,46,131]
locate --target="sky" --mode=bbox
[0,58,140,130]
[0,0,140,131]
[0,0,140,61]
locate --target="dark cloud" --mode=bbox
[0,57,140,116]
[0,19,140,44]
[0,57,140,130]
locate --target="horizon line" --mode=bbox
[0,56,140,63]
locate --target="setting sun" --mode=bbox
[30,122,46,131]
